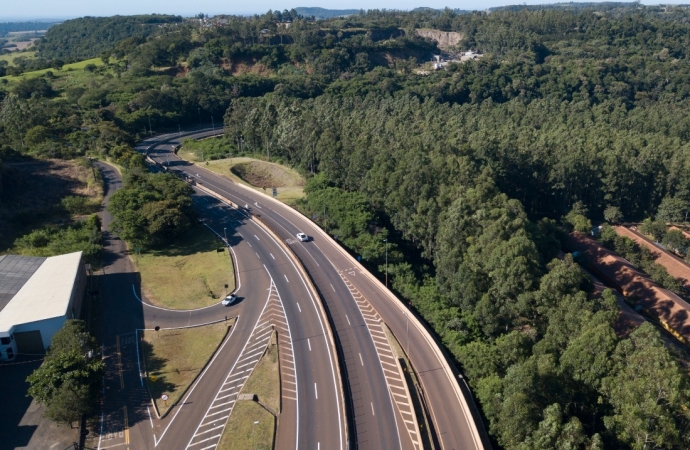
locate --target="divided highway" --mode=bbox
[141,128,491,450]
[90,160,344,450]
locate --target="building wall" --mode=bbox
[14,316,66,351]
[69,254,86,320]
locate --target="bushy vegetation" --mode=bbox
[4,5,690,448]
[13,214,103,266]
[27,320,104,427]
[107,169,195,248]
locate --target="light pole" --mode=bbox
[252,420,259,449]
[198,108,201,124]
[178,124,181,136]
[383,238,388,287]
[211,116,215,131]
[224,227,228,244]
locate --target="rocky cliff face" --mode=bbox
[415,29,464,50]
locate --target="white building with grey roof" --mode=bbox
[0,251,86,360]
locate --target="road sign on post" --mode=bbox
[155,326,160,337]
[162,394,169,406]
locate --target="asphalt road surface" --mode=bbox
[88,161,344,450]
[141,129,491,450]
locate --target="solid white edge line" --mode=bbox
[185,277,275,449]
[255,217,343,450]
[156,138,343,450]
[154,314,241,447]
[135,329,142,386]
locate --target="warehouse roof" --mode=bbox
[0,255,47,313]
[0,252,83,334]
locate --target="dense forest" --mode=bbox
[2,4,690,449]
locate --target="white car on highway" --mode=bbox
[296,232,309,242]
[222,294,238,306]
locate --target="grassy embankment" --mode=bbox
[141,319,235,416]
[217,332,279,450]
[178,140,306,205]
[134,224,235,309]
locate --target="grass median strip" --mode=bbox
[134,224,235,309]
[142,319,235,416]
[217,332,279,450]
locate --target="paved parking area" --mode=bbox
[0,357,78,449]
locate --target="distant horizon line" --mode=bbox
[0,1,680,22]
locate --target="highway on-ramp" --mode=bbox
[89,161,344,450]
[141,128,491,450]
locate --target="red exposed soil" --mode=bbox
[568,233,690,344]
[615,226,690,291]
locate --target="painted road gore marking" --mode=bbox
[338,270,421,449]
[186,276,297,450]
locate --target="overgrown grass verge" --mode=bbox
[142,319,234,416]
[134,224,235,309]
[178,153,305,205]
[217,333,279,450]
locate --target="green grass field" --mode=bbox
[0,57,104,81]
[142,320,234,416]
[134,224,235,309]
[0,51,37,66]
[217,336,278,450]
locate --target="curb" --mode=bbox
[232,181,489,450]
[194,183,350,450]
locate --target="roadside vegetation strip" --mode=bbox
[141,319,235,416]
[217,334,279,450]
[134,224,235,309]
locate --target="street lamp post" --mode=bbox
[224,227,228,244]
[198,108,201,124]
[383,238,388,287]
[211,116,215,131]
[178,124,181,136]
[252,420,259,449]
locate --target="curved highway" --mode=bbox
[91,159,344,449]
[140,128,491,450]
